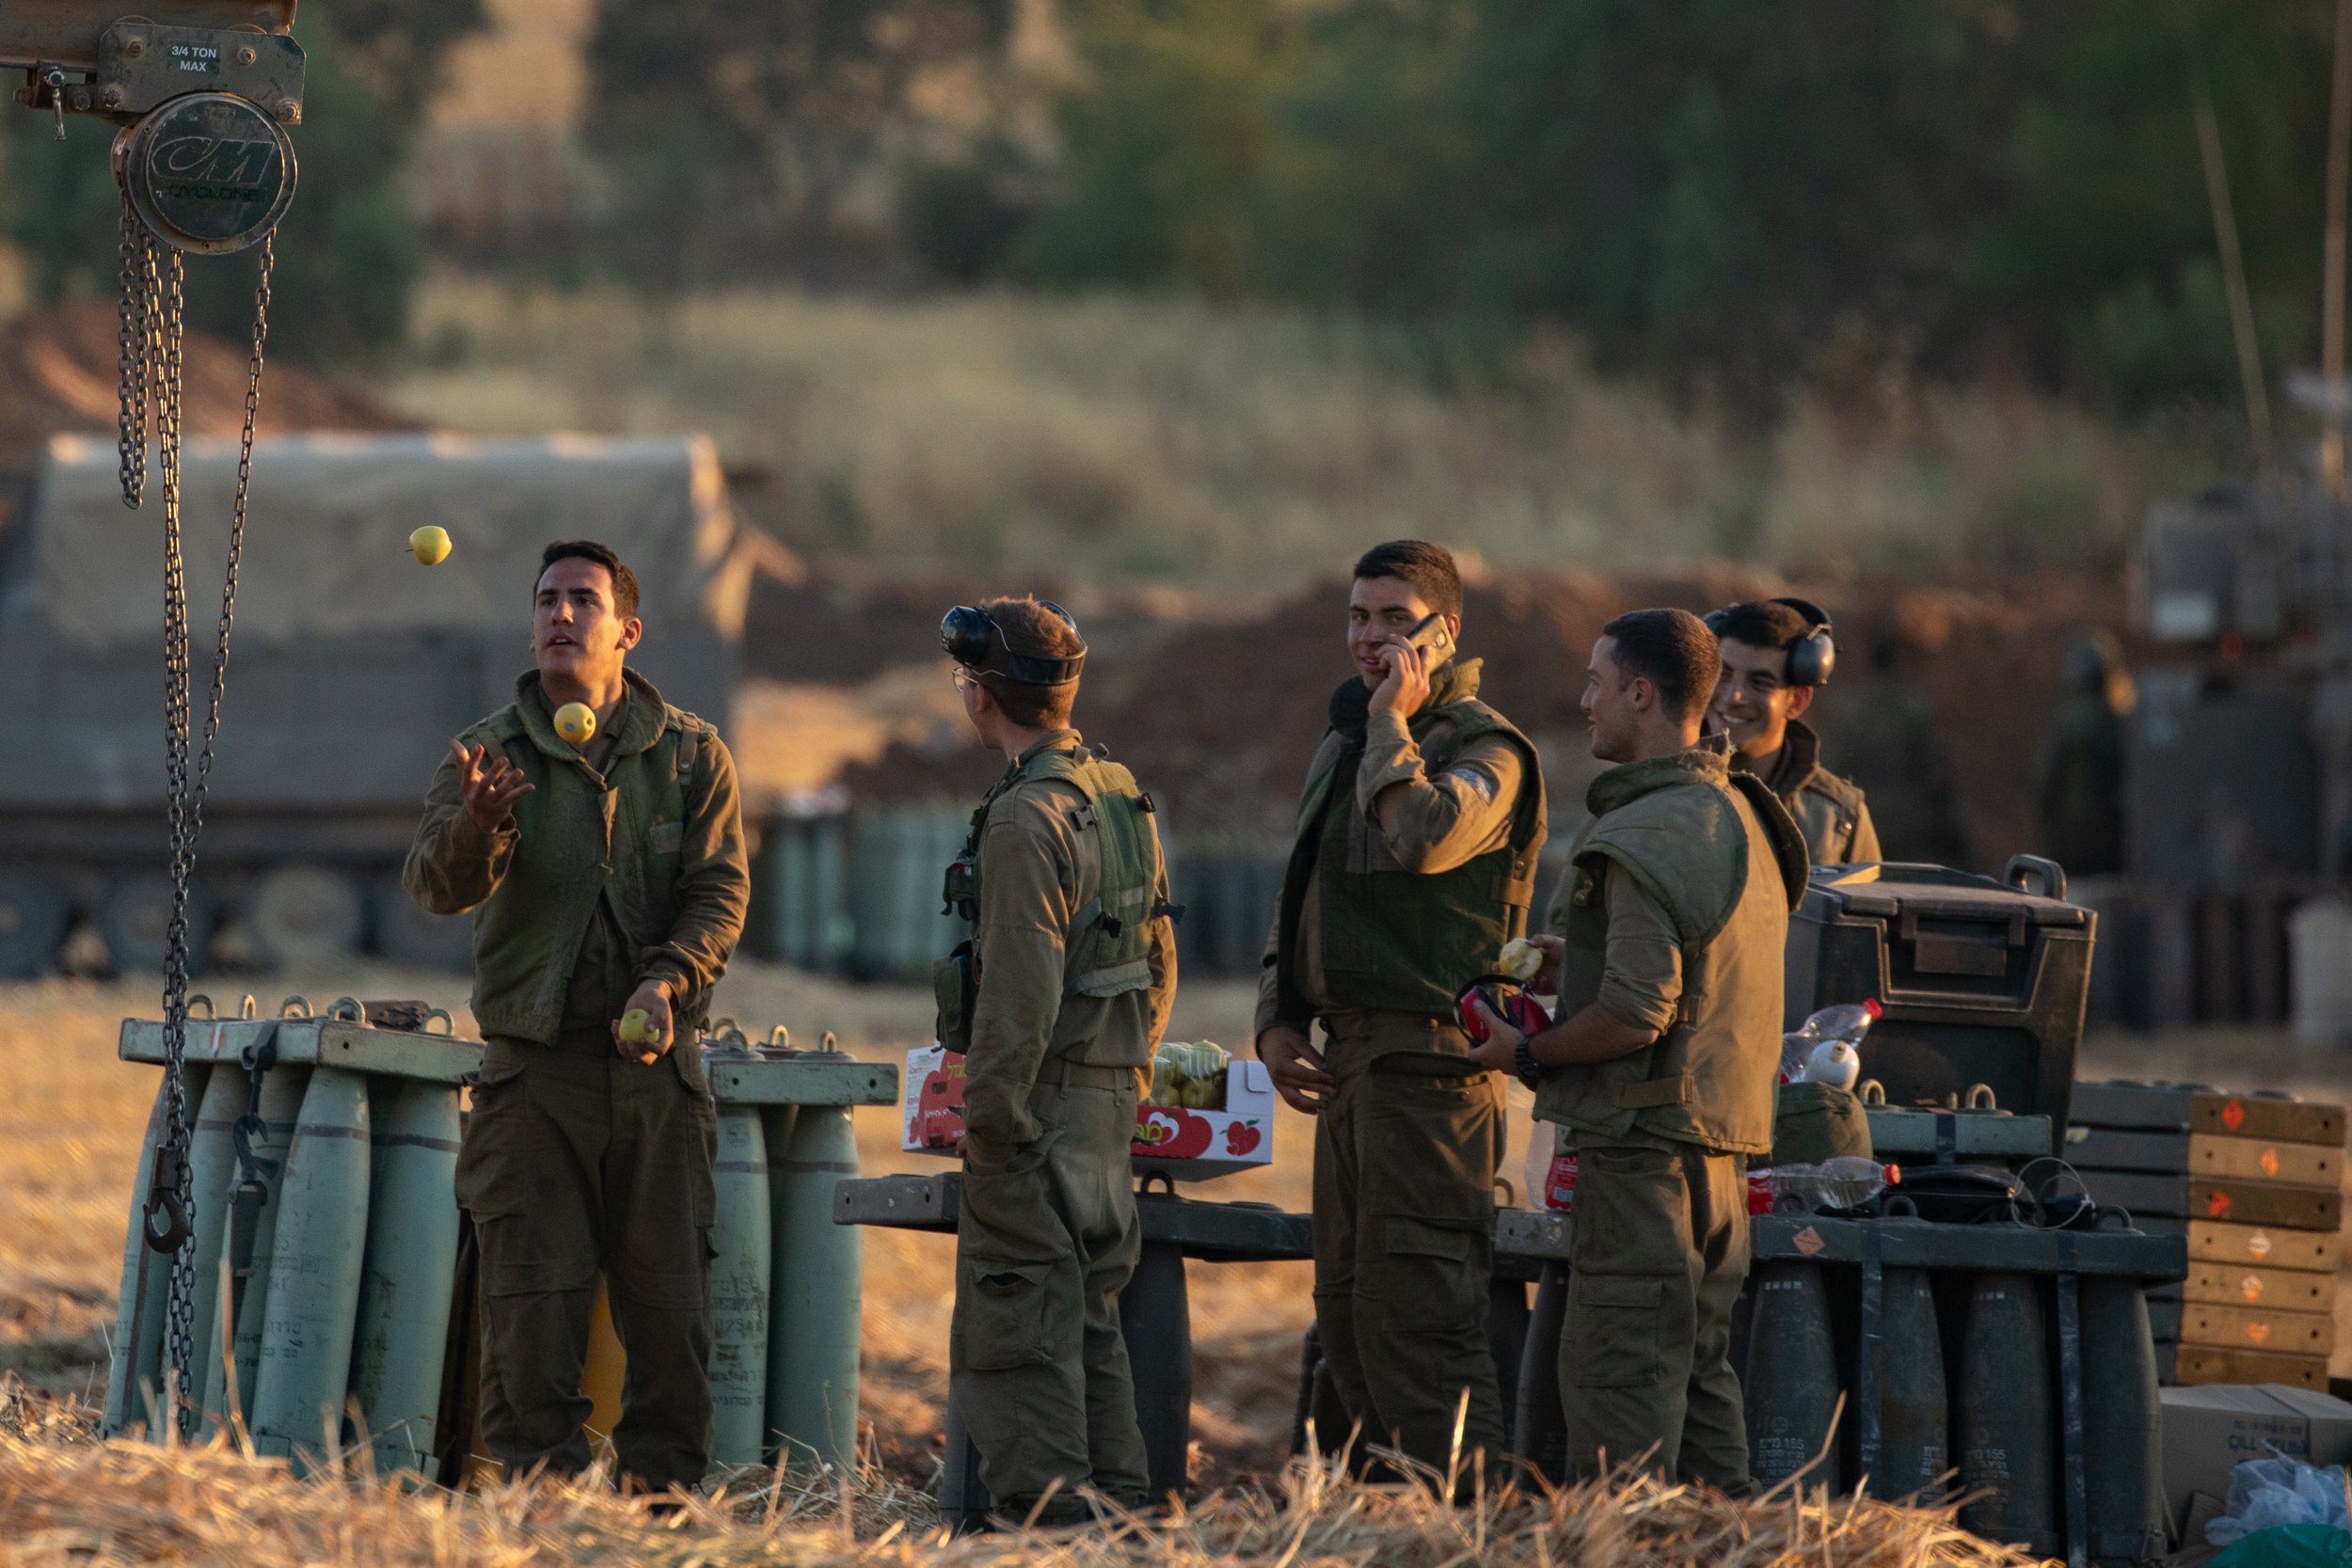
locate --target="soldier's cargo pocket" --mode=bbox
[1566,1274,1665,1388]
[1371,1215,1483,1328]
[952,1259,1056,1370]
[475,1213,596,1299]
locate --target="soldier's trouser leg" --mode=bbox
[1311,1021,1506,1473]
[1560,1141,1752,1493]
[952,1071,1150,1513]
[603,1045,719,1493]
[457,1039,717,1494]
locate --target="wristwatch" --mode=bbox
[1513,1033,1547,1088]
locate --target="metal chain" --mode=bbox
[116,199,152,509]
[130,189,275,1438]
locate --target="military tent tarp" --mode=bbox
[19,433,755,649]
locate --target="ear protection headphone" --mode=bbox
[940,601,1088,686]
[1703,596,1836,688]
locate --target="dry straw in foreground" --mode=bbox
[0,1385,2042,1568]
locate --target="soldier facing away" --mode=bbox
[1255,540,1548,1474]
[1473,609,1804,1491]
[405,539,750,1493]
[1708,598,1880,866]
[936,596,1179,1524]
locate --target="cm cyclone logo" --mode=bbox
[151,135,280,202]
[125,92,297,254]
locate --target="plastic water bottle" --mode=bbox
[1778,999,1881,1083]
[1799,1037,1862,1090]
[1750,1156,1900,1214]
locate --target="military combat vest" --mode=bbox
[1534,747,1807,1156]
[467,671,707,1044]
[1274,661,1547,1021]
[933,740,1165,1053]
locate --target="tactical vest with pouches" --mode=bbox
[1533,758,1805,1156]
[933,742,1166,1055]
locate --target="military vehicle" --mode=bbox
[0,431,768,974]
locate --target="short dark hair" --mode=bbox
[1352,539,1462,619]
[1711,600,1810,661]
[1601,608,1718,724]
[538,540,640,621]
[977,595,1080,727]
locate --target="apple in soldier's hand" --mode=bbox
[618,1007,658,1064]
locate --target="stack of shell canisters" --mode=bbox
[2066,1081,2345,1390]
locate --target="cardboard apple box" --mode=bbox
[902,1045,1276,1180]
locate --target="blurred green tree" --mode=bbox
[0,3,485,363]
[1014,0,2339,417]
[584,0,1015,289]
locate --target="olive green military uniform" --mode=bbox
[1736,718,1877,867]
[1534,743,1804,1491]
[405,671,749,1492]
[940,730,1178,1514]
[1257,658,1546,1470]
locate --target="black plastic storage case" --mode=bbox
[1786,857,2093,1148]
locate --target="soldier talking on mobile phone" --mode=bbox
[1254,540,1547,1474]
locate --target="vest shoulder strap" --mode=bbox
[1729,771,1810,912]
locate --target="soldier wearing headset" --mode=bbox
[1705,598,1880,867]
[933,596,1179,1524]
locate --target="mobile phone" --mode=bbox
[1403,611,1454,659]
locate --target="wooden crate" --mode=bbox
[2191,1135,2342,1187]
[2185,1219,2342,1272]
[2170,1344,2330,1390]
[2185,1261,2337,1312]
[2082,1171,2341,1230]
[2071,1082,2345,1146]
[2181,1301,2336,1357]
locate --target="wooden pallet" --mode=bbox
[2184,1260,2337,1312]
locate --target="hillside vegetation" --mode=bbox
[388,277,2202,592]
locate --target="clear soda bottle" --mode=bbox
[1778,999,1881,1083]
[1748,1156,1900,1214]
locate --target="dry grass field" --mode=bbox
[385,278,2192,593]
[0,962,1329,1486]
[8,966,2340,1565]
[0,965,2049,1568]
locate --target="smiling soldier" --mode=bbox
[1254,540,1547,1475]
[405,539,749,1494]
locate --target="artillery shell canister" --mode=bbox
[348,1079,463,1474]
[708,1101,773,1469]
[248,1068,372,1469]
[2080,1277,2166,1563]
[1957,1272,2057,1553]
[202,1065,310,1438]
[765,1104,862,1468]
[1870,1267,1948,1503]
[1743,1261,1843,1492]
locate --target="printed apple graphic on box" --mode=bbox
[1135,1107,1216,1160]
[1225,1121,1263,1157]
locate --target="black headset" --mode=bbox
[1704,596,1836,688]
[940,601,1088,686]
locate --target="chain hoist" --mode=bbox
[10,5,303,1441]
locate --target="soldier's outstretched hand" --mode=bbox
[453,740,534,834]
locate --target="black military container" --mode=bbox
[1786,858,2093,1146]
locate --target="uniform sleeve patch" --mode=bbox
[1447,767,1496,803]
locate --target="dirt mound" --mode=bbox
[0,303,412,472]
[833,562,2129,874]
